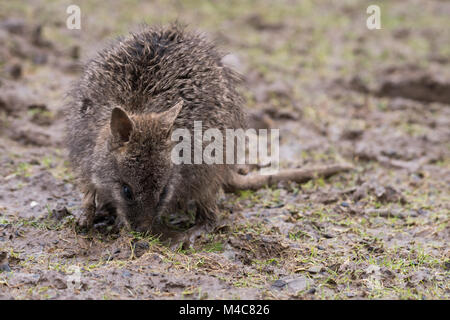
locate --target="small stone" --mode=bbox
[0,263,11,272]
[417,208,427,215]
[30,201,39,208]
[307,266,322,274]
[272,279,287,289]
[340,202,350,207]
[307,288,316,294]
[286,276,313,293]
[53,278,68,290]
[133,241,150,258]
[122,270,131,278]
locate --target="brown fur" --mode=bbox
[65,24,246,243]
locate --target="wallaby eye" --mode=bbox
[121,184,134,201]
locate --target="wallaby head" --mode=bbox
[91,100,183,231]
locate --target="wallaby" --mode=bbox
[65,24,351,246]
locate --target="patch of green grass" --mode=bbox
[288,230,313,241]
[129,230,161,246]
[203,241,224,253]
[41,156,53,169]
[13,213,76,232]
[236,190,260,208]
[0,217,9,225]
[13,162,33,178]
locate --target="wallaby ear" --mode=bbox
[159,100,183,129]
[110,107,134,144]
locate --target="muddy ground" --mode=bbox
[0,0,449,299]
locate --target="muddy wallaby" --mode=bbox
[66,25,351,245]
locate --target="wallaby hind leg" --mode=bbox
[224,163,354,192]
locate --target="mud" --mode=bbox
[0,1,449,299]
